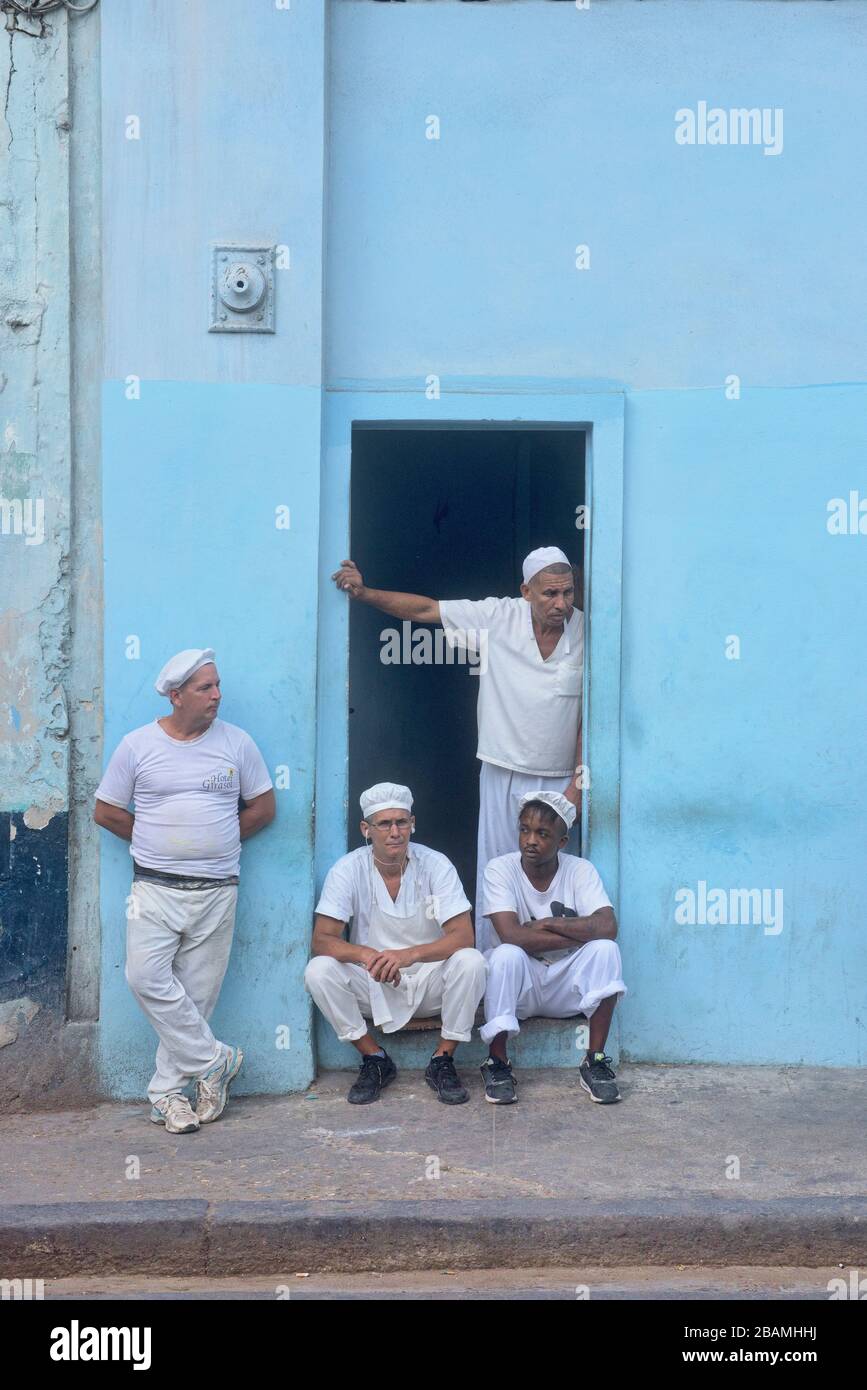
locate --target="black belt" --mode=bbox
[132,860,239,891]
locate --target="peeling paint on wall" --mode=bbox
[0,995,39,1048]
[0,13,79,1052]
[23,798,64,831]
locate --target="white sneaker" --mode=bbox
[150,1093,200,1134]
[195,1044,243,1124]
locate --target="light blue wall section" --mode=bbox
[97,0,327,1095]
[327,1,867,391]
[322,4,867,1065]
[618,384,867,1063]
[98,383,320,1095]
[101,0,327,388]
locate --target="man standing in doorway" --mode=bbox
[333,548,583,949]
[94,649,275,1134]
[305,783,486,1105]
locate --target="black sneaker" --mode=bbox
[480,1055,517,1104]
[424,1053,469,1105]
[579,1052,621,1104]
[347,1051,397,1105]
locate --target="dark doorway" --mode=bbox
[349,425,586,905]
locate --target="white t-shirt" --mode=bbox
[95,717,272,878]
[483,850,612,963]
[315,844,471,946]
[439,596,583,776]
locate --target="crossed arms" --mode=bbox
[488,905,617,957]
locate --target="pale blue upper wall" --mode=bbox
[102,0,326,388]
[326,0,867,390]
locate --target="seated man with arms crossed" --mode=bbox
[480,790,626,1106]
[305,783,487,1106]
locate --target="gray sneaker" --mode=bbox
[480,1055,518,1104]
[579,1052,621,1104]
[150,1093,200,1134]
[195,1045,244,1123]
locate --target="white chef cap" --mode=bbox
[154,648,216,697]
[518,789,576,831]
[360,782,414,820]
[522,546,571,585]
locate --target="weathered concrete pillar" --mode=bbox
[0,2,101,1105]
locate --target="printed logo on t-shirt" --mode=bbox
[202,766,236,791]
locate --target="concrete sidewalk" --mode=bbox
[1,1066,865,1275]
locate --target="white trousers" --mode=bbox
[480,939,627,1044]
[305,947,487,1044]
[475,761,576,952]
[125,880,237,1104]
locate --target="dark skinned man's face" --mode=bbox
[518,808,568,870]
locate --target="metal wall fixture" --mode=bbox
[209,245,276,334]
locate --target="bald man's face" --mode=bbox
[520,568,574,629]
[171,663,221,727]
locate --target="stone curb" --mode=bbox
[1,1198,863,1277]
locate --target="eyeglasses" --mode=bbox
[369,818,411,831]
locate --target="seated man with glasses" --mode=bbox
[305,782,486,1105]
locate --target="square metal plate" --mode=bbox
[209,244,275,333]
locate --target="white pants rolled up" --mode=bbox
[475,761,577,952]
[480,938,626,1044]
[125,880,237,1104]
[305,947,487,1044]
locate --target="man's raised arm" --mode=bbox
[332,559,441,625]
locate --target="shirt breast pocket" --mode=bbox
[555,664,581,698]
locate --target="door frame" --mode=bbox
[316,383,625,914]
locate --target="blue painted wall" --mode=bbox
[618,384,867,1063]
[98,1,327,1096]
[323,1,867,1066]
[326,0,866,392]
[98,384,321,1094]
[97,1,867,1091]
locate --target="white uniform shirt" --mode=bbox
[95,717,272,878]
[315,844,471,945]
[483,850,612,963]
[439,596,583,776]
